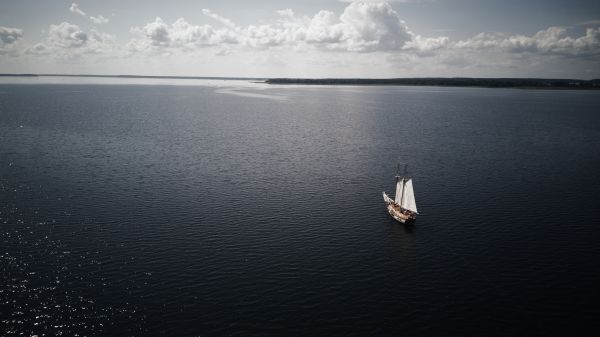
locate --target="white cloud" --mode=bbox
[70,3,110,25]
[276,9,295,20]
[25,43,50,56]
[128,17,239,53]
[48,22,88,48]
[170,18,219,46]
[0,26,24,56]
[336,2,412,51]
[0,26,23,45]
[139,17,170,47]
[403,35,450,55]
[22,22,116,60]
[455,26,600,57]
[243,2,414,51]
[69,3,86,17]
[90,15,109,25]
[338,0,427,3]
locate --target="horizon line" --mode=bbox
[1,74,599,81]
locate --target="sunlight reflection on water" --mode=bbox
[0,76,267,88]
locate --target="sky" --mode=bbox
[1,0,599,78]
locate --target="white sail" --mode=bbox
[383,192,393,204]
[401,179,418,213]
[394,179,404,205]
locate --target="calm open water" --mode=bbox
[1,80,599,336]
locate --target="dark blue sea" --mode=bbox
[1,79,599,336]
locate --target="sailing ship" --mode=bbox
[383,164,418,224]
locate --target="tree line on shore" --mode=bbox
[266,77,600,88]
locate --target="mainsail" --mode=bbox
[401,179,418,213]
[394,179,404,204]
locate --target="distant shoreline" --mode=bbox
[266,77,600,89]
[1,74,599,89]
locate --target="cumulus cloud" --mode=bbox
[25,43,50,56]
[336,2,412,51]
[0,26,23,45]
[128,16,240,54]
[137,17,170,47]
[69,3,86,16]
[48,22,88,48]
[90,15,109,25]
[22,22,116,59]
[0,26,24,56]
[455,26,600,57]
[403,35,450,56]
[252,2,413,51]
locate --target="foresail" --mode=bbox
[401,179,418,213]
[394,179,404,205]
[383,192,393,204]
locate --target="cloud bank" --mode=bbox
[456,27,600,57]
[2,2,599,78]
[25,22,114,58]
[123,2,599,59]
[127,3,415,52]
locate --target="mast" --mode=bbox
[399,164,408,206]
[394,163,403,205]
[395,163,409,206]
